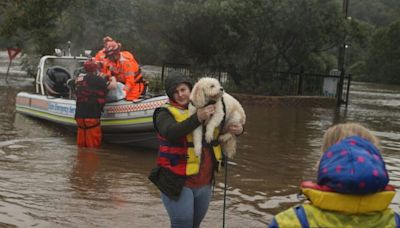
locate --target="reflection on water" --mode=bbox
[0,78,399,227]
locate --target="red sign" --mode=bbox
[7,47,21,61]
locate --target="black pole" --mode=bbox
[5,59,13,84]
[345,74,352,107]
[336,0,349,107]
[336,67,345,107]
[161,63,165,88]
[297,66,304,95]
[223,155,228,228]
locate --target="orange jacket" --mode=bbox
[102,51,145,100]
[94,48,108,73]
[94,48,106,62]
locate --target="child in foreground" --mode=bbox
[270,123,399,227]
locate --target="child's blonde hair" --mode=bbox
[322,122,380,152]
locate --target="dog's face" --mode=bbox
[190,77,224,107]
[201,78,224,100]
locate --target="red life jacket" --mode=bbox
[157,134,191,176]
[75,73,107,106]
[75,73,107,119]
[156,104,222,176]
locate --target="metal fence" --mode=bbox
[159,63,351,106]
[265,70,351,96]
[161,63,236,90]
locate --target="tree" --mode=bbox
[350,0,400,27]
[57,0,138,56]
[366,20,400,84]
[345,19,374,80]
[1,0,71,55]
[4,0,391,90]
[147,0,344,92]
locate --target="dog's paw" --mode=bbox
[195,147,202,157]
[205,131,213,143]
[219,133,232,142]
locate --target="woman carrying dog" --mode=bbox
[149,73,243,228]
[269,123,400,227]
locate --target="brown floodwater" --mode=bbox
[0,76,399,227]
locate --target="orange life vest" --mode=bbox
[102,51,145,100]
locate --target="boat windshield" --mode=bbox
[43,58,85,78]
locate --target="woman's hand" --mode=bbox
[227,123,244,136]
[197,105,215,122]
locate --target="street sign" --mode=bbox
[7,47,21,61]
[5,47,22,83]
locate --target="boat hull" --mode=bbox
[16,92,168,148]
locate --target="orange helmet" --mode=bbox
[104,40,120,57]
[103,36,113,44]
[83,58,97,73]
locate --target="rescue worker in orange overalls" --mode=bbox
[101,40,145,100]
[94,36,113,72]
[75,58,112,148]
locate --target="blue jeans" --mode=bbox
[161,185,212,228]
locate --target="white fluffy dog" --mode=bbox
[189,77,246,158]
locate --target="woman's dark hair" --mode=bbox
[164,72,193,100]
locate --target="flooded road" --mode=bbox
[0,76,399,227]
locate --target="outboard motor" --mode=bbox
[43,66,71,97]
